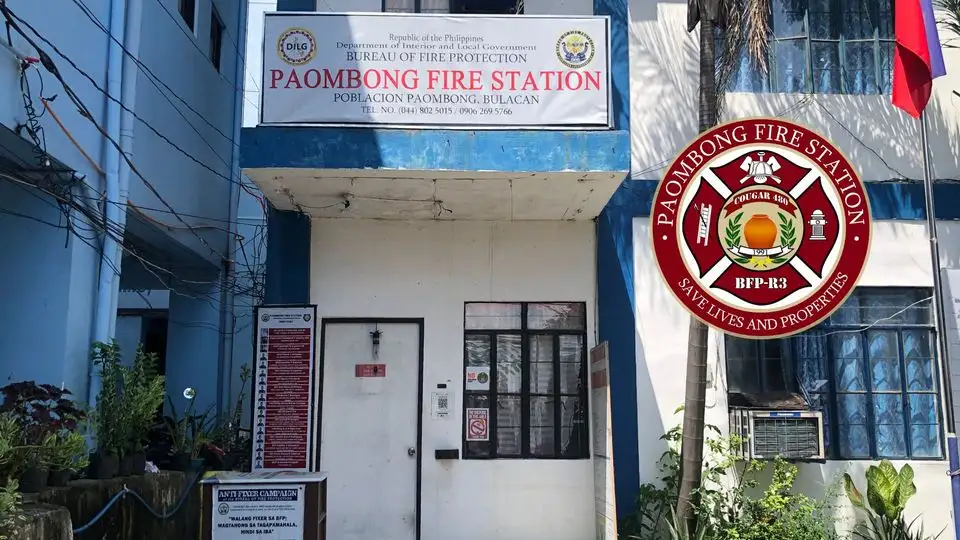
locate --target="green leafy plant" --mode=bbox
[0,479,24,540]
[120,346,165,456]
[48,430,89,473]
[771,212,797,263]
[622,411,840,540]
[844,461,941,540]
[91,341,125,457]
[165,390,215,459]
[723,212,751,264]
[211,363,251,455]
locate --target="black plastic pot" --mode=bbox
[130,452,146,476]
[88,452,119,480]
[19,467,49,493]
[118,455,134,476]
[168,453,191,471]
[48,469,72,487]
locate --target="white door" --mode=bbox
[319,321,420,540]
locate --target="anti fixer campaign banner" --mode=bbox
[261,13,611,128]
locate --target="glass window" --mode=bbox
[210,8,225,71]
[178,0,196,31]
[382,0,522,13]
[725,288,942,460]
[463,302,588,459]
[724,0,895,95]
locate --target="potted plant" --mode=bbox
[211,364,251,471]
[16,432,53,493]
[118,346,165,476]
[164,388,214,472]
[47,430,87,487]
[90,341,124,479]
[0,381,85,492]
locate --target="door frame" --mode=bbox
[315,317,425,540]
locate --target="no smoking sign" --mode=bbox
[465,408,489,442]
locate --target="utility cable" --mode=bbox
[4,5,241,189]
[69,0,240,147]
[0,4,229,261]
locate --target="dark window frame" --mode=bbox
[210,6,225,71]
[725,288,944,461]
[461,302,589,460]
[382,0,523,14]
[178,0,196,32]
[723,0,894,95]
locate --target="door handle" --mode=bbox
[407,447,416,457]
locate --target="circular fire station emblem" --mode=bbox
[651,118,871,338]
[556,30,595,69]
[277,27,317,66]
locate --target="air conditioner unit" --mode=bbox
[729,408,825,461]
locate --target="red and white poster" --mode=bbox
[465,408,489,442]
[252,305,318,472]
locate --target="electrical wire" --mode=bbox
[68,0,242,148]
[3,5,242,191]
[0,4,230,262]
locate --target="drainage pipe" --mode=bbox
[88,0,127,406]
[217,1,251,416]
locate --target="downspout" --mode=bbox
[106,0,144,338]
[89,0,127,406]
[217,0,250,416]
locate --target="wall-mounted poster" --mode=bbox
[465,366,490,391]
[252,305,318,473]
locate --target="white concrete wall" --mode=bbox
[628,0,960,183]
[633,217,952,531]
[311,218,597,540]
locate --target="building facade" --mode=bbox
[0,0,253,416]
[243,1,960,539]
[242,0,629,539]
[599,0,960,534]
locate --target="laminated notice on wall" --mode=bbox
[431,391,451,418]
[465,408,489,442]
[212,483,305,540]
[465,367,490,391]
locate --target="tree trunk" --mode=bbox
[675,16,718,534]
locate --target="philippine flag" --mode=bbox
[893,0,948,117]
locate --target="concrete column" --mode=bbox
[0,183,98,398]
[165,285,223,416]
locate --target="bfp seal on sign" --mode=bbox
[651,118,871,338]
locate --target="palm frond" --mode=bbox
[714,0,771,117]
[936,0,960,45]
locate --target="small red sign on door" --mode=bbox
[355,363,386,378]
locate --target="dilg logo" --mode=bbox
[651,118,871,338]
[217,503,230,515]
[555,30,594,69]
[277,27,317,66]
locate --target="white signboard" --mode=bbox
[253,306,318,473]
[261,13,611,128]
[590,342,617,540]
[213,484,305,540]
[464,366,490,391]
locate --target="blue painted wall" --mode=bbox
[0,0,246,405]
[165,285,224,415]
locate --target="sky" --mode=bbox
[242,0,276,127]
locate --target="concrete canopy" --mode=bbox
[241,127,630,221]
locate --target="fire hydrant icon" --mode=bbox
[808,210,826,240]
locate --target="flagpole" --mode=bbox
[920,112,956,432]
